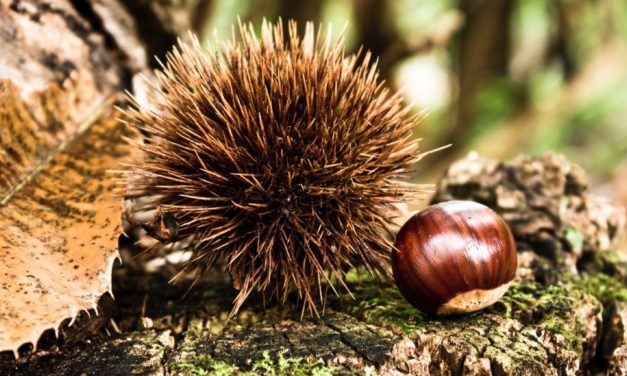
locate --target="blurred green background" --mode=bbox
[184,0,627,206]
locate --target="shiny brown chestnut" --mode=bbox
[392,200,517,315]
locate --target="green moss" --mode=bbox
[170,351,339,376]
[565,227,585,255]
[184,318,204,340]
[341,279,430,335]
[577,272,627,307]
[247,350,338,376]
[495,283,538,318]
[341,272,596,353]
[489,282,586,352]
[497,282,579,318]
[333,268,432,334]
[542,315,584,353]
[342,267,625,358]
[172,355,235,376]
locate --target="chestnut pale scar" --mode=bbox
[436,282,512,315]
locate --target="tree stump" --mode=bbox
[1,154,625,375]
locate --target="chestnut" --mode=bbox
[392,200,517,315]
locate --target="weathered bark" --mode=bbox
[1,1,627,375]
[2,152,627,375]
[0,261,618,375]
[433,152,626,274]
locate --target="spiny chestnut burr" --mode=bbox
[121,20,424,317]
[392,201,517,315]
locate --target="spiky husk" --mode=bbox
[122,20,423,316]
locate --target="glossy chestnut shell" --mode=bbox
[392,200,517,315]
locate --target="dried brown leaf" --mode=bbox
[0,80,130,356]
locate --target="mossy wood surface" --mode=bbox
[2,153,627,375]
[1,255,626,375]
